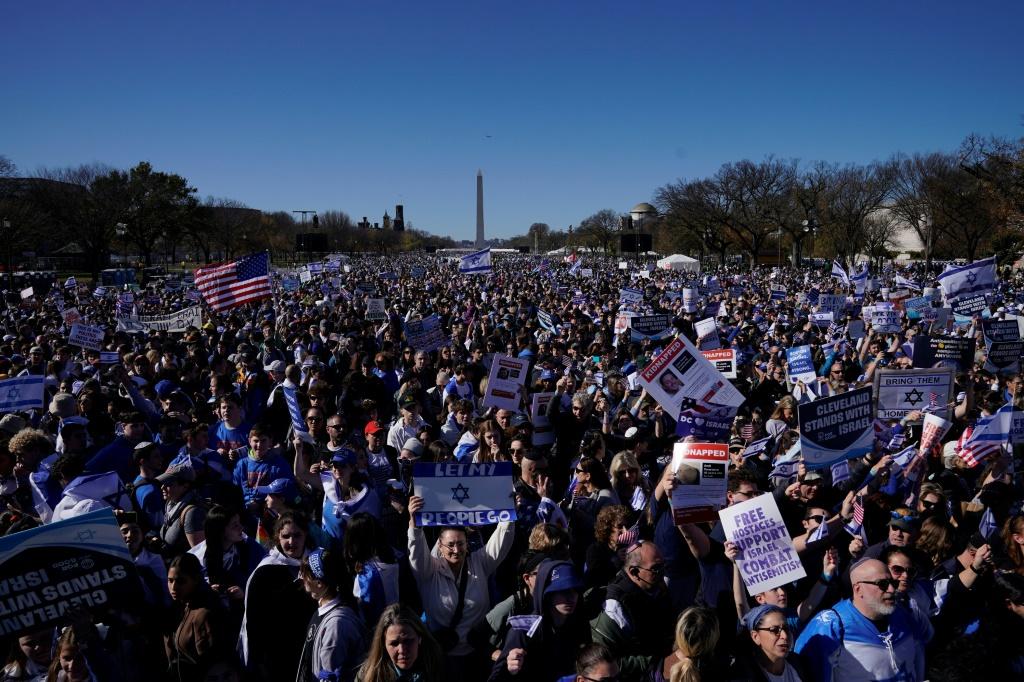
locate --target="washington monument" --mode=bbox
[475,170,485,248]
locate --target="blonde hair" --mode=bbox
[609,452,640,489]
[670,607,719,682]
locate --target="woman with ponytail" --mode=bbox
[651,607,719,682]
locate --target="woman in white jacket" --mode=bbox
[406,495,514,682]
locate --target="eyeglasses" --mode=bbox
[921,499,940,509]
[888,564,916,578]
[510,447,528,453]
[440,541,468,550]
[636,563,665,576]
[805,515,825,523]
[754,625,790,637]
[306,416,324,422]
[327,423,343,430]
[857,578,899,592]
[890,512,917,523]
[733,489,761,499]
[581,676,622,682]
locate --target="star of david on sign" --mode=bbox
[451,483,471,504]
[5,387,19,401]
[904,388,923,406]
[966,272,977,284]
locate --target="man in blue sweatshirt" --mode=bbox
[231,423,293,512]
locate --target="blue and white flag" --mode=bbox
[742,436,772,460]
[831,260,851,287]
[0,376,45,413]
[937,256,996,300]
[851,263,869,298]
[93,286,107,299]
[895,274,921,290]
[959,401,1013,467]
[282,381,315,444]
[568,258,582,276]
[830,459,850,486]
[808,517,830,543]
[64,276,77,289]
[459,248,492,275]
[412,462,516,526]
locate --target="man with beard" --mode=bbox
[795,558,932,682]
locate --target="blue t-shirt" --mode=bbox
[231,452,293,504]
[209,421,250,454]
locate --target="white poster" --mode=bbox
[115,307,202,333]
[637,335,744,417]
[482,354,529,411]
[695,318,720,350]
[719,494,806,596]
[365,298,388,321]
[873,368,955,422]
[669,442,729,525]
[69,323,104,351]
[701,349,737,379]
[530,392,556,447]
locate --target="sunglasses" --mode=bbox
[805,515,825,523]
[857,578,899,592]
[888,564,916,578]
[754,625,790,636]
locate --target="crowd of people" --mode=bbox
[0,252,1022,682]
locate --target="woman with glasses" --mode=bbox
[406,495,514,682]
[733,604,807,682]
[608,452,649,517]
[880,546,931,622]
[566,456,619,568]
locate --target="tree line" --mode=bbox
[0,158,456,277]
[502,134,1024,268]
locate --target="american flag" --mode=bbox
[958,402,1013,467]
[843,494,867,541]
[679,396,711,414]
[195,252,272,312]
[924,391,940,413]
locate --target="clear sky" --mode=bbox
[4,1,1022,241]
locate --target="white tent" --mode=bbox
[656,254,700,273]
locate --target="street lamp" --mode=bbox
[800,215,818,265]
[2,218,10,291]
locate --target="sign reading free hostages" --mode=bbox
[797,386,874,468]
[412,462,516,526]
[0,510,139,638]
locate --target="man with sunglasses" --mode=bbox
[795,558,931,682]
[591,540,675,681]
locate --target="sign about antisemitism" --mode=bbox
[0,510,140,638]
[412,462,516,527]
[719,494,806,596]
[797,386,874,467]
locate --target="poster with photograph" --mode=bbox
[637,336,744,417]
[669,442,729,524]
[483,354,529,411]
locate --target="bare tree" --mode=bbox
[578,209,621,255]
[822,163,893,268]
[884,153,948,269]
[0,155,15,178]
[959,134,1024,214]
[715,158,793,268]
[655,178,733,264]
[527,222,551,253]
[861,210,900,267]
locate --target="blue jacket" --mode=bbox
[231,451,293,504]
[85,436,138,482]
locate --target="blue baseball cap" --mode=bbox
[330,448,357,468]
[544,561,583,596]
[540,369,557,381]
[155,380,178,399]
[254,477,299,499]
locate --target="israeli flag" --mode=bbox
[283,381,314,444]
[64,276,77,289]
[0,376,45,412]
[568,258,582,276]
[978,507,998,540]
[937,256,996,299]
[895,274,921,290]
[459,248,492,275]
[851,263,869,296]
[831,260,851,286]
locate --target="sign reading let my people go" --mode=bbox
[412,462,517,527]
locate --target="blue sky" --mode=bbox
[4,1,1022,241]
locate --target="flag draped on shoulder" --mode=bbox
[459,248,492,275]
[831,260,851,286]
[958,402,1013,467]
[194,252,272,312]
[936,256,996,299]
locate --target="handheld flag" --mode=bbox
[459,248,492,275]
[831,260,851,287]
[0,376,45,413]
[957,402,1013,467]
[194,252,272,312]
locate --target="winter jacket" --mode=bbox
[590,571,676,681]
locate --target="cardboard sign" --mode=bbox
[682,288,700,313]
[405,315,449,353]
[919,413,952,455]
[701,349,737,379]
[951,293,988,317]
[669,442,729,524]
[0,510,140,638]
[365,298,388,321]
[695,318,720,350]
[629,314,674,341]
[786,345,816,384]
[874,368,955,422]
[482,354,529,411]
[911,336,974,372]
[19,287,33,300]
[637,336,745,418]
[412,462,516,526]
[530,392,556,447]
[798,386,874,467]
[871,309,902,333]
[719,494,806,596]
[674,403,738,442]
[69,323,104,351]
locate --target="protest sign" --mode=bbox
[985,339,1024,374]
[919,413,952,455]
[669,442,729,524]
[619,288,643,306]
[682,288,700,313]
[719,494,806,596]
[69,323,104,351]
[798,386,874,467]
[410,265,426,278]
[911,335,974,371]
[675,403,738,442]
[695,318,720,350]
[847,320,865,339]
[983,320,1021,343]
[0,509,139,638]
[874,368,955,421]
[116,306,202,333]
[412,462,516,527]
[951,293,988,317]
[613,314,632,338]
[629,314,674,341]
[530,392,556,447]
[637,336,744,417]
[809,312,833,328]
[581,268,593,278]
[870,308,902,333]
[786,345,816,384]
[365,298,388,321]
[405,315,448,353]
[298,269,312,284]
[537,309,557,332]
[482,354,529,411]
[61,307,82,327]
[769,289,786,302]
[701,349,737,379]
[818,295,845,317]
[903,296,931,319]
[1013,409,1024,446]
[618,261,628,270]
[19,287,33,300]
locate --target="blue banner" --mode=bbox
[797,386,874,467]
